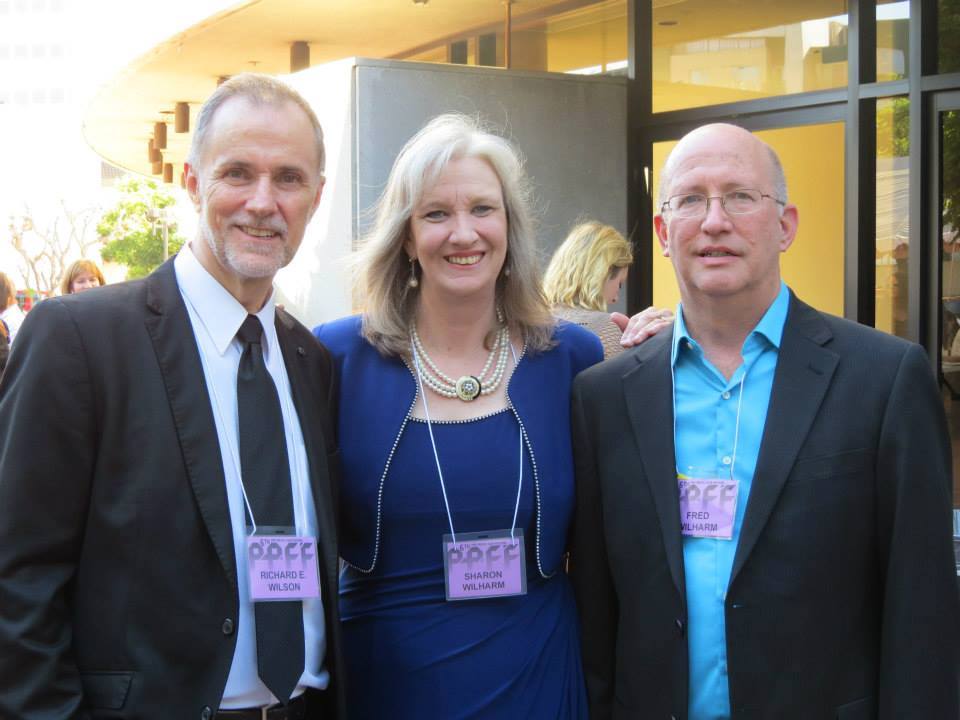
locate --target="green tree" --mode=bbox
[876,96,910,158]
[943,111,959,233]
[98,177,185,279]
[939,2,960,229]
[940,0,960,75]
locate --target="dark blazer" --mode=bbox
[570,292,959,720]
[0,259,346,719]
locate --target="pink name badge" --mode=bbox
[246,533,321,602]
[443,530,528,601]
[678,478,739,540]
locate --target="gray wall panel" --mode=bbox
[353,58,628,311]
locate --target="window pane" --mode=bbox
[517,0,627,74]
[402,0,627,75]
[940,0,960,74]
[652,0,848,113]
[938,109,960,520]
[877,1,909,81]
[651,123,845,315]
[875,97,910,338]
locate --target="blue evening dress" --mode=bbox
[339,409,588,719]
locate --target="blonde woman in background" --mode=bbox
[544,221,637,358]
[59,259,105,295]
[0,272,25,345]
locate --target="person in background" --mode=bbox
[60,258,106,295]
[0,272,25,344]
[315,113,601,719]
[544,221,636,358]
[571,122,959,719]
[0,319,9,376]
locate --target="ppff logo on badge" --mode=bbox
[246,535,321,601]
[443,530,528,601]
[678,477,739,540]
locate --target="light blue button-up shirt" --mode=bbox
[670,282,789,720]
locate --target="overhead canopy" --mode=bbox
[81,0,847,178]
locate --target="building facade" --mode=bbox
[84,0,960,518]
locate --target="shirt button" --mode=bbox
[686,341,694,350]
[722,391,731,400]
[221,618,235,636]
[722,455,732,465]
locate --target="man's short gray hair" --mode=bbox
[766,144,788,206]
[187,73,325,174]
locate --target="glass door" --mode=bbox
[934,92,960,570]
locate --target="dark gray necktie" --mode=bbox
[236,314,304,704]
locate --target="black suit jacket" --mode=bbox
[0,259,346,719]
[570,293,959,720]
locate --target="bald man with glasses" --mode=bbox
[571,123,959,720]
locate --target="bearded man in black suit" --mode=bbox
[0,74,345,720]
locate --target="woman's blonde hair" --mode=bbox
[543,221,633,312]
[0,272,15,309]
[355,113,555,357]
[60,259,105,295]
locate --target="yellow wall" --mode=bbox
[511,30,548,71]
[651,122,846,317]
[652,79,772,112]
[545,13,627,72]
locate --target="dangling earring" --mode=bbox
[503,265,511,278]
[408,256,419,288]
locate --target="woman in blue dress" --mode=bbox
[315,114,602,719]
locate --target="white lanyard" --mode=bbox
[410,337,524,544]
[181,289,308,535]
[670,334,747,482]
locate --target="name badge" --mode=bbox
[443,529,528,601]
[678,477,739,540]
[246,528,321,601]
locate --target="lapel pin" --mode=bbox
[297,346,306,356]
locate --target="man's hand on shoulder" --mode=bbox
[612,306,674,348]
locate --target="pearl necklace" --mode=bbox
[410,321,510,402]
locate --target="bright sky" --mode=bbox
[0,0,234,286]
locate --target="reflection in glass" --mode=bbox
[940,0,960,73]
[875,97,910,339]
[877,1,909,81]
[652,0,848,113]
[402,0,627,75]
[536,0,627,74]
[939,110,960,509]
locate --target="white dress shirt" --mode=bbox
[2,302,25,344]
[174,246,328,708]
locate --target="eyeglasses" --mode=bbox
[660,188,785,218]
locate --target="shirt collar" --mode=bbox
[174,243,277,357]
[671,281,790,366]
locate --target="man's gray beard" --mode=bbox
[202,222,289,279]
